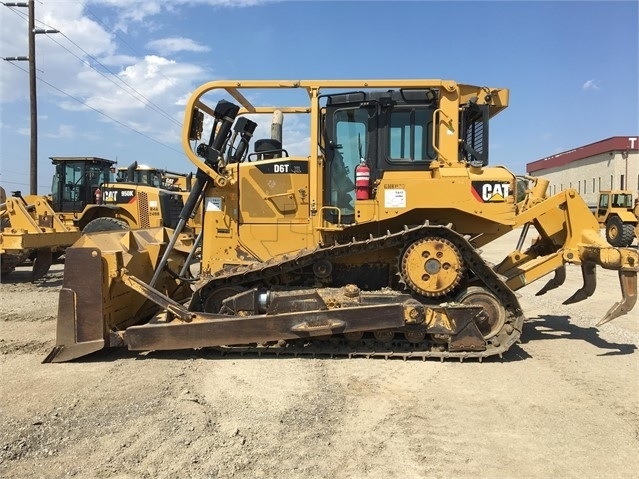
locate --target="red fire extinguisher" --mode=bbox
[355,159,370,200]
[94,187,102,205]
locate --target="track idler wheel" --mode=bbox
[400,237,464,297]
[203,286,247,313]
[455,287,506,339]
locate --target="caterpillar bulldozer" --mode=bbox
[1,157,195,280]
[44,79,638,363]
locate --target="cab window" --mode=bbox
[389,108,435,162]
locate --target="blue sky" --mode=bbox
[1,0,637,194]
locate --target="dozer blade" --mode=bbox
[31,248,52,282]
[535,266,566,296]
[43,246,105,363]
[43,227,212,363]
[597,270,638,326]
[563,263,596,305]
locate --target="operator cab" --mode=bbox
[116,162,163,188]
[50,156,115,213]
[321,89,489,224]
[322,89,438,223]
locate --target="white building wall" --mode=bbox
[536,150,638,207]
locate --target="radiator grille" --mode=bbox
[139,191,150,228]
[461,103,489,166]
[465,119,485,162]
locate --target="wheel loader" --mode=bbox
[44,79,638,363]
[594,190,639,247]
[1,185,81,280]
[114,162,193,193]
[48,157,189,233]
[1,157,196,280]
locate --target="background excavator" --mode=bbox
[45,79,638,363]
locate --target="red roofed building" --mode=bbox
[526,136,638,206]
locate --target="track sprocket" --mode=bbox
[400,237,464,297]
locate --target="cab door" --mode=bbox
[323,99,374,224]
[597,193,610,222]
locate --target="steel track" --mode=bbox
[190,222,526,360]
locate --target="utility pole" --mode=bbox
[2,1,58,194]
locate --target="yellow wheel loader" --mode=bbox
[45,79,638,363]
[1,158,197,281]
[48,157,189,233]
[595,190,639,247]
[1,186,81,280]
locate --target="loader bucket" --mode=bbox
[43,227,192,363]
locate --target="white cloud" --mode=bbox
[100,54,140,67]
[582,79,601,91]
[1,2,210,148]
[43,124,75,139]
[0,0,280,193]
[146,37,211,55]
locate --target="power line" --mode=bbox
[31,13,181,127]
[1,168,30,176]
[77,0,179,88]
[4,60,184,155]
[4,2,182,127]
[2,1,26,20]
[0,179,30,187]
[41,32,181,126]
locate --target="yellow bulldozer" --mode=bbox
[1,157,196,280]
[44,79,638,363]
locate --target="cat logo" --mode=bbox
[471,181,511,203]
[103,189,136,203]
[103,190,118,203]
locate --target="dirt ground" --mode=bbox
[1,230,638,479]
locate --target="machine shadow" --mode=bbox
[64,313,637,364]
[519,315,636,357]
[0,269,64,287]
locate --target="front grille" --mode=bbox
[139,191,150,228]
